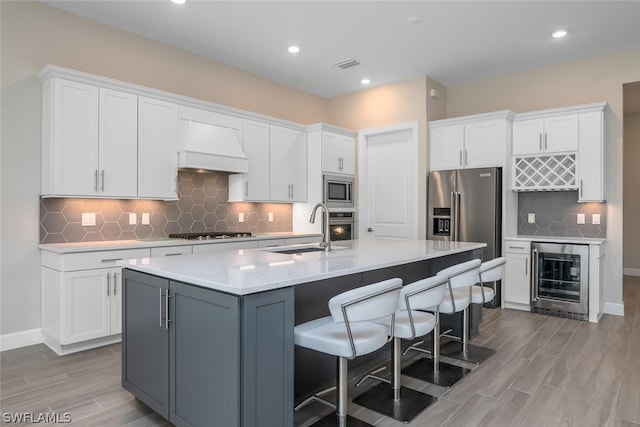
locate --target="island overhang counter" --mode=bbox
[120,239,485,427]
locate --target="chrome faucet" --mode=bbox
[310,203,331,252]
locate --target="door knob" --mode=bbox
[367,227,374,232]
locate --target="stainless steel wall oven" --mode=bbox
[531,242,589,320]
[325,212,355,241]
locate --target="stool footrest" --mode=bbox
[294,386,337,412]
[355,365,389,388]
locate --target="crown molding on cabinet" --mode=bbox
[512,102,608,122]
[429,109,515,128]
[37,64,308,132]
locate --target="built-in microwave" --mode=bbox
[323,174,354,208]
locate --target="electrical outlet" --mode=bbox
[239,212,245,223]
[142,213,150,225]
[577,213,586,224]
[527,213,535,224]
[81,212,96,226]
[129,213,137,225]
[268,212,274,222]
[592,214,601,225]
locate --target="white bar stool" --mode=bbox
[441,257,506,363]
[294,278,402,427]
[352,275,448,423]
[402,259,480,388]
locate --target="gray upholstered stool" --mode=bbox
[352,275,448,423]
[402,259,480,387]
[294,278,402,427]
[442,257,506,363]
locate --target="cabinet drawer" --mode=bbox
[192,241,259,254]
[42,248,150,271]
[504,240,531,254]
[258,239,286,248]
[150,246,193,257]
[285,236,322,246]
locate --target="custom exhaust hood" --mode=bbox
[178,106,249,173]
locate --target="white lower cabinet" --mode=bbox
[503,240,531,310]
[41,248,149,355]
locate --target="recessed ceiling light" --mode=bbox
[288,45,300,54]
[171,0,186,4]
[551,29,568,39]
[361,78,371,85]
[407,16,421,25]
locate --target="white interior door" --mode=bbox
[359,123,418,240]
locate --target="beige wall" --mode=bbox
[0,1,328,336]
[326,77,430,237]
[624,113,640,271]
[446,47,640,307]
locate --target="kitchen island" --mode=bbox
[120,239,485,427]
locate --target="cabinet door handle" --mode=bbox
[165,290,173,330]
[101,170,105,192]
[580,179,583,198]
[94,170,99,192]
[159,288,163,327]
[164,253,183,256]
[508,245,525,250]
[459,150,463,167]
[464,150,468,166]
[101,258,123,263]
[106,273,111,296]
[113,272,117,296]
[544,133,548,150]
[539,134,543,151]
[245,181,249,198]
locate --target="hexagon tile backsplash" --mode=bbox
[40,170,293,244]
[517,191,606,238]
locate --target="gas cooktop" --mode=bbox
[169,232,252,240]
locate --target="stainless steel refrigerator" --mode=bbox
[427,167,502,306]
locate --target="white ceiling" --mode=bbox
[43,1,640,99]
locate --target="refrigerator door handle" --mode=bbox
[449,191,456,240]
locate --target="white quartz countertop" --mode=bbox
[38,232,322,254]
[119,239,486,296]
[506,235,606,245]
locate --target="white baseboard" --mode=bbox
[0,329,43,352]
[603,302,625,317]
[623,268,640,277]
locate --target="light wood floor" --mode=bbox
[2,277,639,427]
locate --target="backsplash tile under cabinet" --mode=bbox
[40,170,292,243]
[517,191,606,238]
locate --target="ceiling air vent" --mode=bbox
[334,59,360,70]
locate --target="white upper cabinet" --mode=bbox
[270,125,307,202]
[42,78,100,196]
[228,119,270,201]
[578,110,605,202]
[429,111,513,171]
[138,97,178,199]
[321,131,355,175]
[511,103,606,200]
[41,79,139,198]
[99,88,138,198]
[512,114,578,155]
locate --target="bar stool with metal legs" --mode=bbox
[293,278,402,427]
[402,259,480,388]
[351,275,448,423]
[441,257,506,364]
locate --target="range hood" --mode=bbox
[178,118,249,173]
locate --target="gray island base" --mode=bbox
[120,239,485,427]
